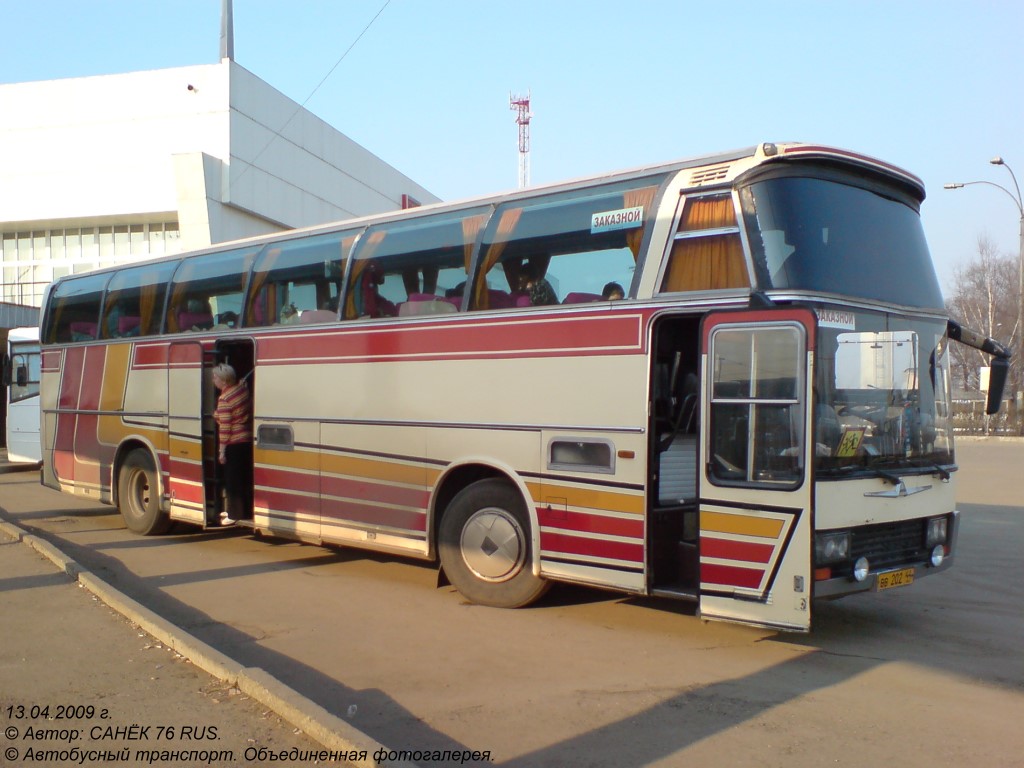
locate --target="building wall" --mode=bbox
[0,61,439,306]
[0,64,231,225]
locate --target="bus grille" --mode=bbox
[850,519,927,570]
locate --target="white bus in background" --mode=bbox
[2,326,42,464]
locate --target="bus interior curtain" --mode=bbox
[462,214,489,273]
[345,231,386,318]
[475,207,523,309]
[624,185,658,261]
[662,236,748,292]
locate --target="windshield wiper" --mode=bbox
[867,466,902,485]
[905,458,952,481]
[816,465,902,485]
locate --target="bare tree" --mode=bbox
[945,236,1020,430]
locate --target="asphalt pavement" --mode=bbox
[0,451,409,768]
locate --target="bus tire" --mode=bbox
[118,449,171,535]
[439,478,550,608]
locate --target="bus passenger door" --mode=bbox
[698,308,815,632]
[167,341,212,526]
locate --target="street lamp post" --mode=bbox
[945,157,1024,433]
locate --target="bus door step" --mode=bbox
[650,586,699,602]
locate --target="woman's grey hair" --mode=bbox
[212,363,237,385]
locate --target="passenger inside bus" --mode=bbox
[104,302,142,337]
[602,282,625,300]
[519,262,558,306]
[178,298,214,331]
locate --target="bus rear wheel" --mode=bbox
[439,478,550,608]
[118,449,171,535]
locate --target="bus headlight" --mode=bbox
[925,516,949,548]
[930,545,945,567]
[814,531,851,565]
[853,557,870,582]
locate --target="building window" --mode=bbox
[0,222,180,307]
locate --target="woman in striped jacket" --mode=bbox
[212,363,253,524]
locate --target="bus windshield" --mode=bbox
[812,308,953,476]
[9,337,41,403]
[741,173,945,310]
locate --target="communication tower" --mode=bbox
[509,92,532,189]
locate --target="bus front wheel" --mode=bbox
[439,479,550,608]
[118,450,171,535]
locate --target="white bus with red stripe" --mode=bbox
[38,142,1009,631]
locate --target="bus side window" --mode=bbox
[659,193,749,294]
[100,261,177,339]
[247,231,356,328]
[470,180,660,311]
[167,247,257,333]
[42,272,109,344]
[344,208,490,320]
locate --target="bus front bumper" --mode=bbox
[812,510,959,600]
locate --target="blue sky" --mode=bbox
[2,0,1021,293]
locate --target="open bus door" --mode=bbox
[167,341,216,527]
[698,308,816,632]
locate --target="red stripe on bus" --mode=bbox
[259,491,428,532]
[53,449,75,481]
[321,474,429,509]
[169,342,203,366]
[701,563,765,589]
[132,343,170,368]
[254,466,320,495]
[52,413,77,481]
[257,313,644,364]
[168,479,205,505]
[168,459,204,486]
[540,531,643,564]
[41,349,62,371]
[537,508,644,539]
[320,498,427,532]
[58,347,85,410]
[255,466,430,509]
[78,346,106,411]
[255,488,320,518]
[700,536,775,564]
[73,414,104,486]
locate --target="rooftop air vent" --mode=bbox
[689,166,730,185]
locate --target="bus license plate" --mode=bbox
[876,568,915,590]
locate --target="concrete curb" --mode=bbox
[236,668,404,765]
[0,518,415,768]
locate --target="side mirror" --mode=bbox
[16,364,29,389]
[986,357,1010,415]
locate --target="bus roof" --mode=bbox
[43,141,926,285]
[7,326,39,343]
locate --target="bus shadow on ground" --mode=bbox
[5,501,1020,767]
[3,512,483,760]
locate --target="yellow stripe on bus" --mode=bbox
[534,483,644,515]
[257,447,428,487]
[169,435,203,462]
[323,452,427,486]
[701,510,784,539]
[100,344,131,412]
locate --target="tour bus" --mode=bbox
[2,326,42,464]
[38,142,1009,631]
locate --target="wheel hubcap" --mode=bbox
[460,507,526,582]
[129,470,150,516]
